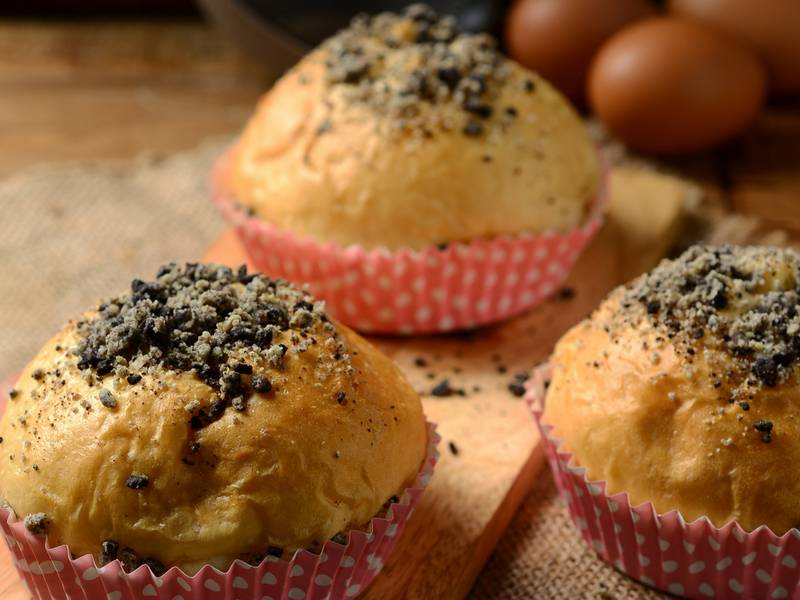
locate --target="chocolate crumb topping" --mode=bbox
[463,97,493,118]
[448,440,459,455]
[251,375,272,393]
[431,379,461,397]
[233,362,253,375]
[462,121,483,137]
[23,512,49,535]
[622,246,800,393]
[8,389,18,400]
[101,539,119,565]
[322,4,513,137]
[72,263,348,428]
[125,474,149,490]
[143,558,167,576]
[753,419,774,443]
[118,547,140,572]
[267,343,289,368]
[614,245,800,443]
[99,389,116,409]
[507,372,530,397]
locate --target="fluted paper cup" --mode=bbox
[0,397,439,600]
[527,364,800,600]
[213,148,607,335]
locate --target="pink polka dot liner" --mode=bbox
[527,364,800,600]
[0,422,439,600]
[213,149,607,334]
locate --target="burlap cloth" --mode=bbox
[0,140,666,599]
[0,141,228,378]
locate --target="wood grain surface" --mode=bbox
[0,20,270,178]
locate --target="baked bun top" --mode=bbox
[228,4,599,250]
[0,264,426,572]
[544,245,800,533]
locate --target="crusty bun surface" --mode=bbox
[229,4,599,250]
[544,245,800,533]
[0,263,427,572]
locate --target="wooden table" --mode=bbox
[0,19,269,177]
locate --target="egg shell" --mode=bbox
[588,17,767,155]
[504,0,654,103]
[670,0,800,94]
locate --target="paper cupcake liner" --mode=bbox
[0,421,439,600]
[526,364,800,600]
[212,149,607,334]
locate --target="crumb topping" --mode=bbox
[98,389,116,409]
[23,512,49,535]
[612,245,800,444]
[125,474,149,490]
[71,263,351,427]
[429,378,464,397]
[321,3,525,137]
[507,372,530,397]
[102,543,166,576]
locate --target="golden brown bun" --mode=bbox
[229,8,599,250]
[544,245,800,533]
[0,267,426,571]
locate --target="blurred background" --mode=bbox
[2,0,797,191]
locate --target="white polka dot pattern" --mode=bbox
[0,423,439,600]
[525,364,800,599]
[213,165,605,334]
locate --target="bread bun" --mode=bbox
[544,245,800,533]
[0,263,427,572]
[229,4,599,251]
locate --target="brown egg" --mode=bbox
[670,0,800,94]
[504,0,654,103]
[588,17,766,154]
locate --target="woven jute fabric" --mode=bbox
[471,474,665,599]
[0,140,229,378]
[0,140,666,599]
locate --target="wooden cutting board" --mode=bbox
[0,165,691,599]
